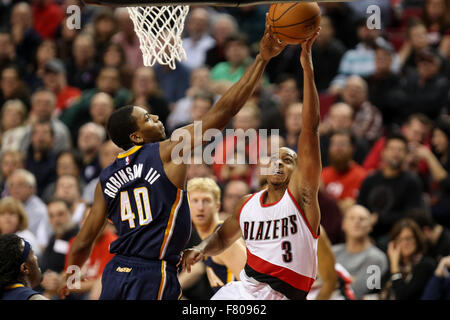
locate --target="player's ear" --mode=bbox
[129,131,144,145]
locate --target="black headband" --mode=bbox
[20,239,31,265]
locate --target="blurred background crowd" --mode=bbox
[0,0,449,300]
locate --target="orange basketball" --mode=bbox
[268,2,321,44]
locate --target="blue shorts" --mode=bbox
[99,255,182,300]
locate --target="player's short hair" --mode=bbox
[0,234,26,291]
[106,105,138,150]
[187,177,221,203]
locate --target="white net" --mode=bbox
[127,5,190,70]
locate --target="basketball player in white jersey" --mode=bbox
[180,28,322,300]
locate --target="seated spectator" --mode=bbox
[220,180,250,221]
[39,198,79,299]
[340,75,383,145]
[42,59,81,116]
[408,209,450,262]
[205,13,238,68]
[88,92,114,129]
[41,150,84,204]
[9,2,41,66]
[261,74,300,137]
[77,122,106,184]
[167,66,215,133]
[1,99,28,153]
[399,49,449,120]
[172,90,215,131]
[421,254,450,299]
[333,205,389,300]
[31,39,57,89]
[0,196,40,258]
[223,5,267,47]
[210,33,252,84]
[154,58,191,106]
[363,113,431,172]
[321,130,368,213]
[20,89,72,155]
[318,190,346,245]
[328,18,387,95]
[182,7,216,70]
[0,66,30,110]
[131,67,170,127]
[65,33,100,90]
[31,0,64,39]
[185,155,215,183]
[357,134,425,249]
[283,103,302,152]
[421,0,450,59]
[111,8,143,71]
[7,169,51,252]
[63,206,117,300]
[60,66,133,136]
[319,102,370,166]
[380,218,436,300]
[24,121,57,197]
[415,118,450,226]
[92,11,118,63]
[0,150,24,196]
[82,140,122,205]
[398,18,436,74]
[101,42,133,89]
[366,38,404,127]
[0,234,48,300]
[0,32,19,73]
[55,16,79,63]
[54,175,87,227]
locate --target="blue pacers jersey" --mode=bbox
[203,224,234,293]
[99,143,191,265]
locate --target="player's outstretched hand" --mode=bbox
[179,248,204,273]
[259,13,287,62]
[300,27,321,74]
[57,273,70,300]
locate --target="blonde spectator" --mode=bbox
[1,99,28,152]
[0,196,40,257]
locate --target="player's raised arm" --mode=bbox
[57,182,108,299]
[180,195,251,273]
[288,29,322,236]
[159,18,286,164]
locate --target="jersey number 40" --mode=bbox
[120,187,153,228]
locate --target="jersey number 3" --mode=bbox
[120,187,152,228]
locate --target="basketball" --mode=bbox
[268,2,321,44]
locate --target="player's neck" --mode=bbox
[264,185,287,205]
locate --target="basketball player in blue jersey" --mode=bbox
[57,21,286,300]
[181,28,322,300]
[186,178,246,293]
[0,234,48,300]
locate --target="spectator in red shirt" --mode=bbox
[363,113,431,172]
[64,206,117,300]
[42,59,81,116]
[31,0,64,39]
[321,129,368,213]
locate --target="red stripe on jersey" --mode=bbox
[246,248,315,293]
[286,188,320,239]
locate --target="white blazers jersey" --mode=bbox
[239,188,319,300]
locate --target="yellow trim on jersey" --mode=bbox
[159,189,182,259]
[4,283,25,290]
[227,268,234,283]
[117,145,143,159]
[157,260,166,300]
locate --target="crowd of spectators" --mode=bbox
[0,0,449,300]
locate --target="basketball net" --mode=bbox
[127,5,190,70]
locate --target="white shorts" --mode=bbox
[211,270,288,300]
